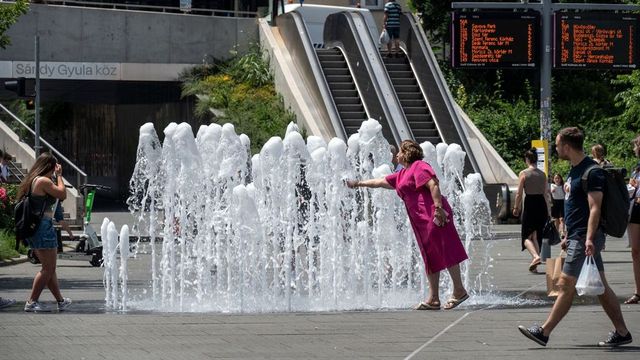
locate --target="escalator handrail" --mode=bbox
[278,11,347,140]
[400,13,480,174]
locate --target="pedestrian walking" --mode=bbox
[550,173,566,237]
[17,153,72,312]
[518,127,632,347]
[625,135,640,305]
[512,148,550,273]
[346,140,469,310]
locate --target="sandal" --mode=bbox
[443,293,469,310]
[624,294,640,304]
[414,301,441,310]
[529,258,541,273]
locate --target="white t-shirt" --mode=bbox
[550,183,565,200]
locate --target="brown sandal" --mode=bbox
[624,294,640,304]
[528,258,541,273]
[414,301,441,310]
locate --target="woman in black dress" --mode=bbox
[513,149,551,273]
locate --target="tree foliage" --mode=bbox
[0,0,28,49]
[181,46,296,154]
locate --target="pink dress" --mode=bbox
[385,160,468,274]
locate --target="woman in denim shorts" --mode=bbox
[17,153,72,312]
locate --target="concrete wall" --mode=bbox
[0,4,258,64]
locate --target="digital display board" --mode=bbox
[555,13,638,69]
[452,12,539,69]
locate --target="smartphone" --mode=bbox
[433,209,449,227]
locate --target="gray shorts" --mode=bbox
[562,230,606,278]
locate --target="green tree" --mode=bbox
[0,0,28,49]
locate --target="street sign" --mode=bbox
[452,11,539,68]
[554,12,639,69]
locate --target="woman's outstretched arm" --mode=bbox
[346,178,393,190]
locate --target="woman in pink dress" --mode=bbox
[347,140,469,310]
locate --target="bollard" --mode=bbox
[540,238,551,263]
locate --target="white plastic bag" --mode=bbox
[379,29,390,45]
[575,256,605,296]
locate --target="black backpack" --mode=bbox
[14,185,46,250]
[581,165,629,238]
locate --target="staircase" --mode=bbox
[316,48,367,137]
[382,51,441,145]
[4,156,26,183]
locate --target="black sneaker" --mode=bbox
[598,331,632,347]
[518,325,548,346]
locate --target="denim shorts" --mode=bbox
[562,230,606,278]
[27,217,58,249]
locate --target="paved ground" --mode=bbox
[1,214,639,359]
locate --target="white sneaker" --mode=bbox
[24,301,49,312]
[57,298,72,311]
[0,297,16,309]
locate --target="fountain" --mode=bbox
[106,119,496,313]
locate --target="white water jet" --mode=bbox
[104,221,119,310]
[118,119,496,313]
[119,225,130,311]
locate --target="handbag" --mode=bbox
[542,218,561,246]
[545,250,565,297]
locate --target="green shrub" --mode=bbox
[181,45,297,154]
[0,183,18,231]
[0,229,23,260]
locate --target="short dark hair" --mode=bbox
[524,148,538,164]
[400,140,423,164]
[557,127,584,151]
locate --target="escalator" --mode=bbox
[382,52,441,145]
[264,6,518,219]
[316,48,367,137]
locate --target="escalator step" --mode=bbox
[344,121,365,129]
[389,71,414,79]
[337,104,364,112]
[403,107,428,115]
[340,111,367,120]
[333,97,361,105]
[385,63,411,72]
[331,89,358,98]
[321,61,348,69]
[406,116,435,127]
[323,68,350,76]
[394,85,420,93]
[396,92,423,100]
[391,78,417,86]
[318,52,344,61]
[330,82,356,90]
[412,129,440,138]
[401,99,426,107]
[325,75,352,83]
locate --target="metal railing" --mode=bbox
[27,0,261,18]
[0,103,87,189]
[6,158,26,182]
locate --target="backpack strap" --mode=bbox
[581,164,600,194]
